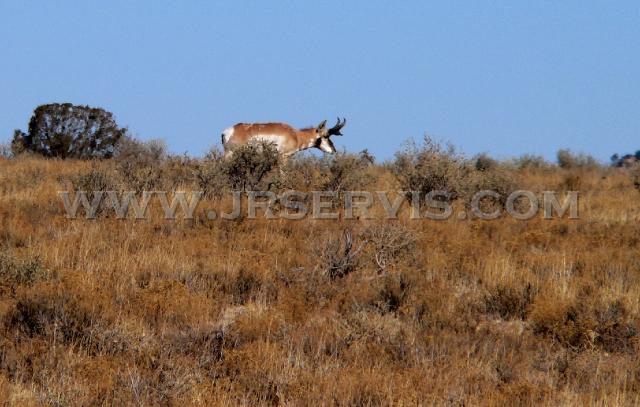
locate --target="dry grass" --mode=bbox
[0,155,640,406]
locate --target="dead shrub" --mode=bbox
[393,136,471,203]
[361,223,415,272]
[316,229,363,279]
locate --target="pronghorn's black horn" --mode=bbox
[328,117,346,136]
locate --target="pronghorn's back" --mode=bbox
[222,123,297,146]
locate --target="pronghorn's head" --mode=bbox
[311,118,347,154]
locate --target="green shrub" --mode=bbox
[113,136,167,191]
[320,150,375,197]
[194,147,228,198]
[557,149,599,169]
[393,136,470,203]
[223,142,279,191]
[512,154,550,170]
[466,165,518,208]
[0,251,50,290]
[474,153,498,172]
[68,166,118,216]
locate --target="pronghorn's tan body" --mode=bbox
[221,118,346,159]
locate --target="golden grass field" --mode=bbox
[0,153,640,406]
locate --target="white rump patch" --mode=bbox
[221,127,234,145]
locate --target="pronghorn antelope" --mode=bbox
[221,118,346,159]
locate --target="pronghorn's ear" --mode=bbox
[316,120,327,131]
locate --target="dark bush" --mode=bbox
[561,173,582,191]
[474,153,498,172]
[611,153,639,168]
[371,274,412,314]
[8,284,102,343]
[11,103,126,159]
[485,284,533,320]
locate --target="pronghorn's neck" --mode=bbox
[295,128,321,151]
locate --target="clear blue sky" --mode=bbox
[1,1,638,161]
